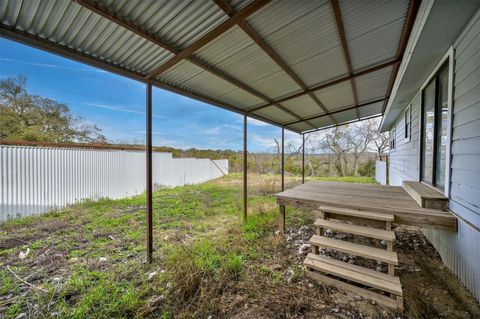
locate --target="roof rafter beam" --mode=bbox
[285,97,387,126]
[302,114,382,134]
[381,0,421,113]
[74,0,315,129]
[331,0,360,120]
[247,58,399,113]
[145,0,272,79]
[73,1,265,101]
[213,0,337,124]
[0,22,296,133]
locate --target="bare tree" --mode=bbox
[365,119,389,160]
[314,126,351,176]
[347,121,375,175]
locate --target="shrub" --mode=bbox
[358,159,376,177]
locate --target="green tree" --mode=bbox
[0,76,106,143]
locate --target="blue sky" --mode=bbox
[0,38,302,152]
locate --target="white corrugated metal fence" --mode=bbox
[375,160,387,185]
[0,145,228,221]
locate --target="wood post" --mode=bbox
[386,221,394,275]
[146,82,153,263]
[243,114,248,223]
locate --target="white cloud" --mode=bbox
[201,126,221,135]
[0,57,107,73]
[82,102,168,120]
[248,118,270,127]
[285,130,301,139]
[250,133,278,151]
[222,124,242,131]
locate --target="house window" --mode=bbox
[404,105,411,141]
[390,127,396,151]
[421,63,449,189]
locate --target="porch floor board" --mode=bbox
[276,181,457,231]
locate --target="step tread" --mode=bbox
[304,254,402,295]
[403,181,448,200]
[305,270,403,309]
[305,253,401,287]
[319,205,394,222]
[309,235,398,265]
[314,219,396,241]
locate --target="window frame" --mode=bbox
[404,105,411,142]
[420,62,449,190]
[415,47,453,196]
[389,126,396,152]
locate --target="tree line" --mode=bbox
[0,76,106,143]
[1,76,388,178]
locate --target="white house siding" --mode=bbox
[388,93,421,186]
[388,8,480,301]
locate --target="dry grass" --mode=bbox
[1,174,479,319]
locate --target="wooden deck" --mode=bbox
[276,181,457,231]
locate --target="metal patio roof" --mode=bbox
[0,0,419,133]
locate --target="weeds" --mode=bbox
[0,174,380,318]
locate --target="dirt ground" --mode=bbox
[217,223,480,319]
[1,175,479,318]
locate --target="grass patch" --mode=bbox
[310,175,376,184]
[0,173,374,318]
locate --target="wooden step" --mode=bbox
[309,235,398,265]
[314,219,395,242]
[305,270,403,309]
[402,181,448,210]
[319,205,394,222]
[304,253,402,295]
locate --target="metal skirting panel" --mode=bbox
[422,218,480,302]
[0,145,228,221]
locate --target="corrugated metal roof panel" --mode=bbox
[358,101,383,119]
[253,106,297,124]
[195,26,302,99]
[246,0,348,86]
[287,122,313,133]
[160,61,237,97]
[310,116,335,129]
[215,87,265,110]
[290,46,349,87]
[229,0,254,11]
[98,0,228,49]
[160,60,263,109]
[355,66,392,103]
[0,0,23,26]
[332,108,358,123]
[158,60,203,84]
[195,26,253,65]
[0,0,411,132]
[249,70,302,99]
[314,80,355,112]
[340,0,409,71]
[281,95,324,119]
[7,0,174,75]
